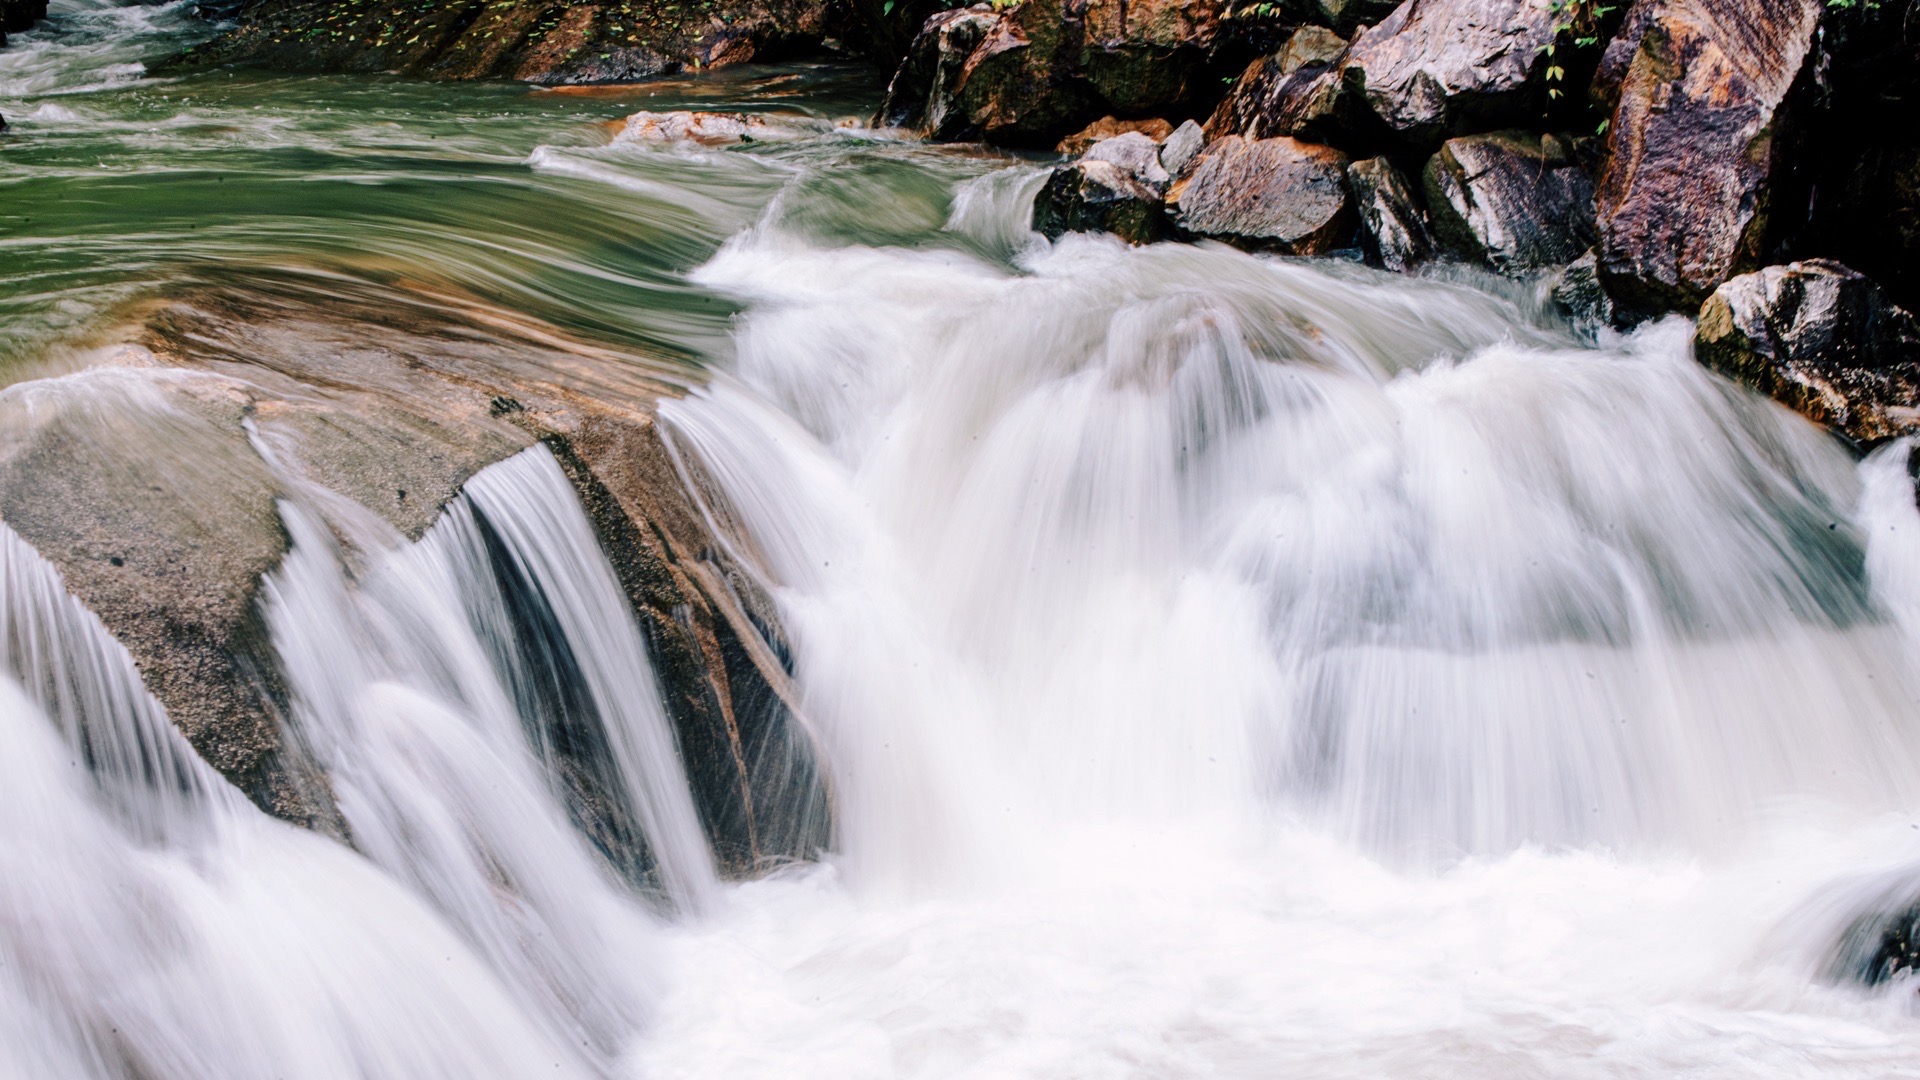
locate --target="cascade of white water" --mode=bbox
[256,443,729,1067]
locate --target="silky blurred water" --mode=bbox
[7,2,1920,1077]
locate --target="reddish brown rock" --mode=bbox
[1593,0,1825,314]
[1695,261,1920,448]
[1167,135,1353,255]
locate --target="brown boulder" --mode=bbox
[1695,261,1920,449]
[1424,131,1596,274]
[876,0,1229,147]
[1206,26,1356,144]
[1593,0,1825,314]
[1340,0,1561,145]
[1167,135,1353,255]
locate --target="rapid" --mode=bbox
[6,2,1920,1077]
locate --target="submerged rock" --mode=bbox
[1340,0,1563,146]
[1695,261,1920,448]
[1424,131,1595,274]
[1593,0,1826,313]
[169,0,834,83]
[1550,250,1616,332]
[1167,135,1352,255]
[20,274,833,876]
[1346,156,1431,272]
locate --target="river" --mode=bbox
[6,2,1920,1077]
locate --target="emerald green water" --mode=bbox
[0,0,1005,377]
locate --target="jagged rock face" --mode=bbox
[1695,261,1920,448]
[1340,0,1561,146]
[14,274,831,877]
[877,0,1228,147]
[1034,134,1171,245]
[1206,28,1354,144]
[169,0,833,83]
[1593,0,1825,314]
[1167,135,1352,254]
[1346,156,1431,272]
[875,6,1004,138]
[1423,131,1596,274]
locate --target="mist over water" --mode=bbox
[6,2,1920,1076]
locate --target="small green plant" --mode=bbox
[1541,0,1614,101]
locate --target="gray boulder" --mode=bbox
[1423,131,1596,274]
[1340,0,1562,146]
[1695,261,1920,448]
[1034,134,1172,245]
[1159,119,1205,179]
[1167,135,1353,255]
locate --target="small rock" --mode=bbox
[616,110,769,145]
[1695,260,1920,448]
[1423,131,1596,274]
[1346,157,1431,272]
[1167,135,1353,255]
[1341,0,1561,145]
[1159,119,1205,179]
[1032,159,1169,245]
[1083,132,1170,188]
[1056,115,1174,156]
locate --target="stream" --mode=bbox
[7,2,1920,1077]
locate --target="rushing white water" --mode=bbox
[632,215,1920,1075]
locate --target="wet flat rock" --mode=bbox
[1167,134,1352,255]
[1593,0,1826,313]
[1695,260,1920,448]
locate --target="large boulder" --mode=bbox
[1167,135,1353,255]
[876,0,1230,147]
[19,273,832,875]
[1423,131,1596,274]
[1339,0,1563,146]
[1592,0,1826,314]
[1055,115,1174,156]
[1033,133,1171,245]
[169,0,834,82]
[1347,156,1431,272]
[1695,261,1920,448]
